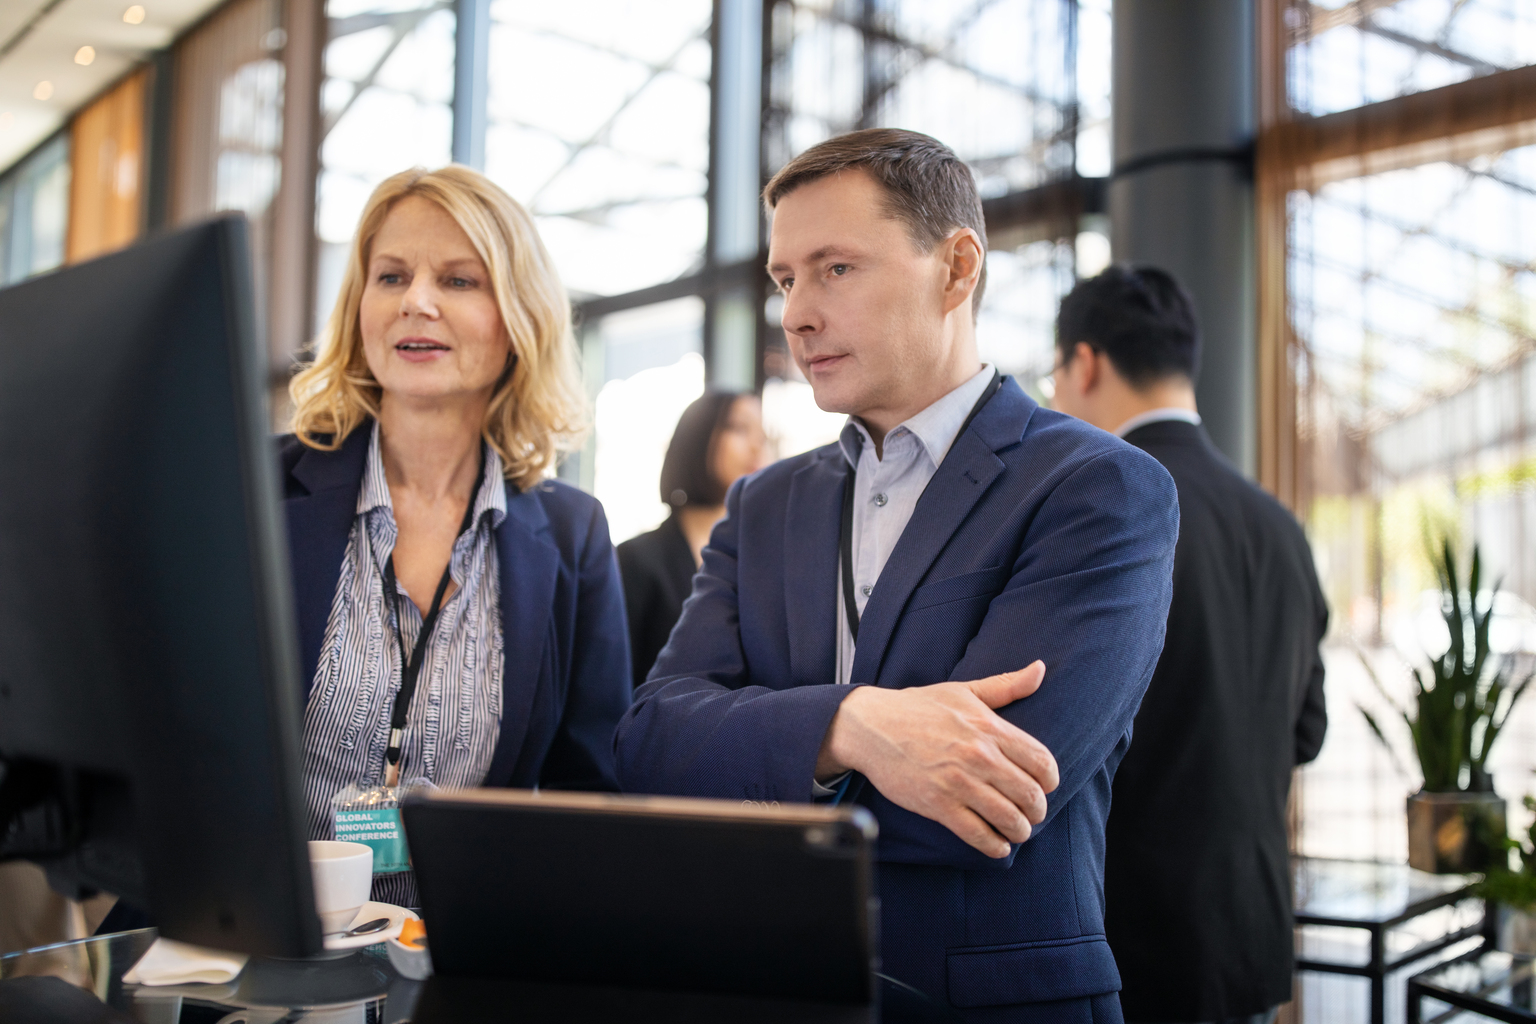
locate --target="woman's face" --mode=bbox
[359,196,511,409]
[711,396,769,493]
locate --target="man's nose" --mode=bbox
[780,285,820,336]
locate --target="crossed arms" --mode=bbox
[614,444,1179,869]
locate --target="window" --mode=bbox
[1262,0,1536,955]
[1289,0,1536,117]
[314,0,455,327]
[0,134,70,286]
[485,1,712,300]
[761,0,1110,452]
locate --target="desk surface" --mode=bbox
[1410,950,1536,1023]
[0,929,897,1023]
[1294,857,1480,927]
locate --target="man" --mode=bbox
[615,129,1179,1021]
[1051,266,1328,1024]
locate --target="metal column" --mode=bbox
[1109,1,1256,474]
[705,0,764,391]
[452,0,490,169]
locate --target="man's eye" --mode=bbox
[830,264,849,276]
[780,278,793,291]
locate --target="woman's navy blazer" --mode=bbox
[277,427,631,791]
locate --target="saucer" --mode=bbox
[322,901,418,952]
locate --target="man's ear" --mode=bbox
[1071,341,1101,393]
[940,228,984,315]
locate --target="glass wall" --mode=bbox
[1293,144,1536,863]
[1278,5,1536,1017]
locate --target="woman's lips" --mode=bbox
[395,338,450,363]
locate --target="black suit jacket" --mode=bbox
[1106,419,1327,1022]
[615,516,698,688]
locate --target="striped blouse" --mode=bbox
[301,421,506,907]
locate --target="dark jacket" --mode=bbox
[278,428,632,791]
[615,379,1180,1018]
[1106,419,1327,1022]
[616,516,698,688]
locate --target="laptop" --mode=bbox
[402,788,879,1019]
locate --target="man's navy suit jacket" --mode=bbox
[278,427,631,791]
[615,380,1179,1022]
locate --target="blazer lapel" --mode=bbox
[784,447,845,688]
[285,429,370,702]
[484,484,560,782]
[850,380,1034,685]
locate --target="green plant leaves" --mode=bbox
[1354,539,1533,794]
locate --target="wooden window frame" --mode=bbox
[1254,0,1536,512]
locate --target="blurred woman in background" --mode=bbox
[617,392,767,687]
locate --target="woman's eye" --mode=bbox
[448,277,474,289]
[379,273,402,285]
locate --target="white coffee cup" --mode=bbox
[308,840,372,933]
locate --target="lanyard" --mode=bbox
[839,370,1003,643]
[379,455,485,787]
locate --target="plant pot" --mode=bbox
[1498,903,1536,954]
[1407,790,1507,874]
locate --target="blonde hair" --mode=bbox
[289,165,587,491]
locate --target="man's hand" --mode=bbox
[815,663,1059,858]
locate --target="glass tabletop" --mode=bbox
[1294,857,1480,926]
[1413,950,1536,1020]
[0,929,422,1023]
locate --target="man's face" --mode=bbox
[767,170,959,423]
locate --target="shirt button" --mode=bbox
[873,493,888,507]
[860,585,873,597]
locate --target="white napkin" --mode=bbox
[123,938,249,986]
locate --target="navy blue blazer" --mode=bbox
[278,427,631,791]
[615,380,1178,1021]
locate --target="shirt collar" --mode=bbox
[1113,407,1202,439]
[839,364,995,469]
[358,419,508,530]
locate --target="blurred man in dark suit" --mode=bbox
[1052,266,1328,1024]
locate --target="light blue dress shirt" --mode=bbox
[833,364,996,690]
[812,365,995,798]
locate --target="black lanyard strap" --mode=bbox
[839,370,1003,644]
[380,453,486,784]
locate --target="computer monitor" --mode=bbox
[0,215,321,958]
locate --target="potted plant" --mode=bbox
[1359,540,1532,874]
[1476,796,1536,952]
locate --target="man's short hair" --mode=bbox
[763,128,989,312]
[1055,265,1201,388]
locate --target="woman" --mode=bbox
[616,392,767,687]
[282,166,630,906]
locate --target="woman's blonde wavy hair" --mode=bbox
[289,165,587,491]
